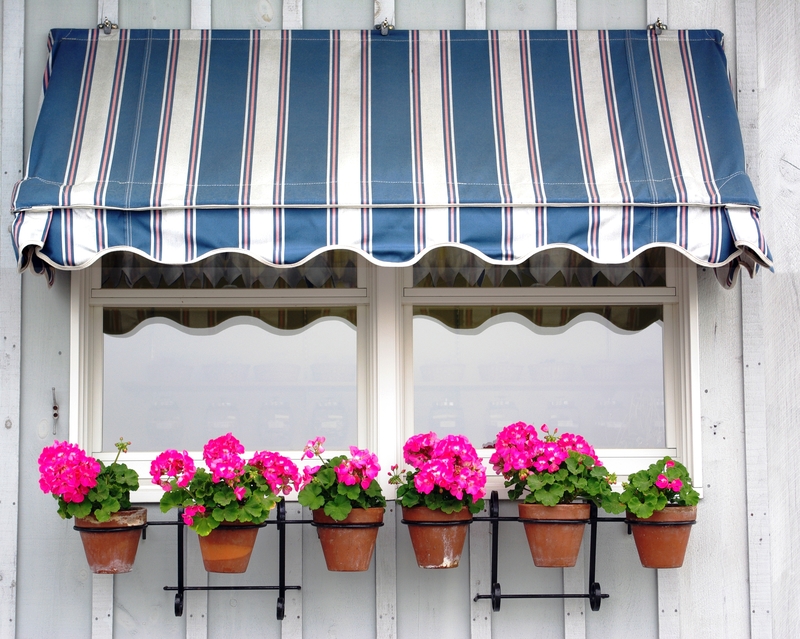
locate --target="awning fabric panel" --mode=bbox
[11,28,771,284]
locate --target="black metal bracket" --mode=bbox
[472,491,626,612]
[145,502,311,621]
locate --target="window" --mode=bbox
[401,248,701,492]
[71,247,700,501]
[71,251,371,501]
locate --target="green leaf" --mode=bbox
[323,495,352,521]
[298,487,325,510]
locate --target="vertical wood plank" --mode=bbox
[91,575,114,639]
[556,0,577,29]
[370,266,401,639]
[283,0,304,29]
[374,0,395,29]
[646,0,669,25]
[97,0,119,24]
[736,0,773,637]
[563,540,586,639]
[376,503,397,638]
[657,569,680,639]
[185,533,208,639]
[469,503,491,639]
[281,503,303,639]
[191,0,212,29]
[465,0,487,29]
[0,1,24,638]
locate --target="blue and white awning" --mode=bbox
[12,28,771,285]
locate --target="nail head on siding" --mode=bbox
[4,420,11,429]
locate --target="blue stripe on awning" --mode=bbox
[11,28,771,286]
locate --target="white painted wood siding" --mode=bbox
[5,0,798,637]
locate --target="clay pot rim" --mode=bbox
[626,505,697,524]
[312,506,385,526]
[518,502,592,522]
[401,505,473,523]
[75,506,147,529]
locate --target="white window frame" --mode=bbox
[400,251,702,495]
[70,251,701,503]
[70,258,375,502]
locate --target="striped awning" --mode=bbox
[11,28,771,286]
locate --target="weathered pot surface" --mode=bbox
[627,505,696,569]
[313,507,385,572]
[197,522,261,573]
[75,507,147,574]
[518,502,590,568]
[402,506,472,569]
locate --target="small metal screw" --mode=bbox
[4,420,11,430]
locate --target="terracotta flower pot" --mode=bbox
[197,522,261,573]
[627,505,696,568]
[313,507,385,571]
[74,507,147,574]
[518,503,590,568]
[402,506,472,569]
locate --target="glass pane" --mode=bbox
[102,250,359,289]
[413,247,666,288]
[103,313,357,452]
[413,308,665,450]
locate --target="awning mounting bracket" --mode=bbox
[374,18,394,36]
[98,18,118,35]
[648,18,668,35]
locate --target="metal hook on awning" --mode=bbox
[648,18,668,35]
[374,18,394,36]
[98,17,118,35]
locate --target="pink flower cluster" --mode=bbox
[150,450,196,491]
[655,474,683,492]
[490,422,601,476]
[183,505,206,526]
[334,446,381,490]
[249,451,301,495]
[303,436,325,459]
[38,441,101,504]
[203,433,245,483]
[403,432,486,501]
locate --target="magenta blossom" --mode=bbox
[38,440,101,504]
[150,450,196,491]
[249,451,301,495]
[406,433,486,502]
[655,474,669,489]
[669,478,683,492]
[182,505,206,526]
[203,433,245,483]
[403,431,438,467]
[334,446,381,490]
[233,486,246,501]
[303,436,325,459]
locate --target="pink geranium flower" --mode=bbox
[303,437,325,459]
[150,450,196,491]
[203,433,245,483]
[182,505,206,526]
[655,474,669,489]
[38,440,101,504]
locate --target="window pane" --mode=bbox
[103,312,357,452]
[413,308,665,449]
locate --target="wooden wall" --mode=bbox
[2,1,797,637]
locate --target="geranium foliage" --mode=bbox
[490,422,622,512]
[38,438,139,521]
[152,433,301,536]
[390,432,486,514]
[297,438,386,521]
[619,457,700,518]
